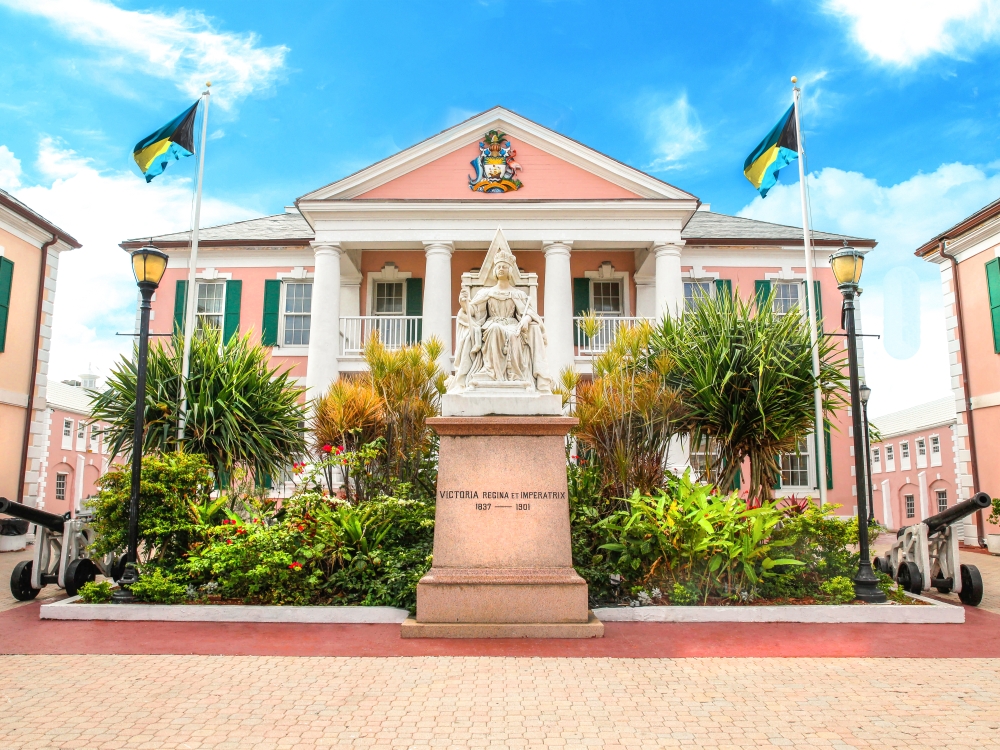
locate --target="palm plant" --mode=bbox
[90,330,307,485]
[649,290,846,505]
[564,320,683,503]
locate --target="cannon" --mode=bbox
[1,497,123,600]
[875,492,991,606]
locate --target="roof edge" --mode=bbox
[915,196,1000,258]
[0,190,81,248]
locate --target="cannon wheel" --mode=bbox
[872,557,883,574]
[10,560,41,601]
[64,558,99,598]
[959,564,984,606]
[897,562,923,595]
[111,554,129,583]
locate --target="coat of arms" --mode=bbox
[469,130,523,193]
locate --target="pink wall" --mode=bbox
[43,407,109,516]
[869,425,956,530]
[356,139,644,200]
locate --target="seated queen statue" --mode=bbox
[447,247,553,394]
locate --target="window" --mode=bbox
[900,441,909,459]
[374,282,404,315]
[195,282,225,330]
[592,281,622,315]
[872,447,881,473]
[905,494,915,519]
[936,490,948,513]
[773,282,801,316]
[282,282,312,346]
[62,419,73,438]
[55,473,67,502]
[689,439,720,482]
[781,439,811,487]
[916,439,926,457]
[885,444,895,471]
[77,422,85,440]
[930,435,940,454]
[683,281,712,312]
[89,424,99,453]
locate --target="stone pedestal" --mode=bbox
[401,416,603,638]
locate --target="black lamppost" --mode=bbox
[859,383,875,523]
[829,246,885,603]
[112,244,168,604]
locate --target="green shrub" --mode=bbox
[876,570,910,604]
[86,452,213,570]
[131,568,186,604]
[989,497,1000,526]
[669,582,699,606]
[820,576,855,604]
[567,459,621,603]
[78,580,113,603]
[598,472,800,603]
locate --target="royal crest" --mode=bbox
[469,130,523,193]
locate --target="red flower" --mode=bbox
[335,445,345,455]
[226,539,233,545]
[322,444,333,453]
[297,524,306,531]
[236,528,246,535]
[289,562,302,571]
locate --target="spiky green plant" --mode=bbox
[649,290,846,505]
[90,330,307,484]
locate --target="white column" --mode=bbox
[74,454,85,513]
[543,242,574,380]
[653,242,684,319]
[423,241,454,373]
[305,242,342,400]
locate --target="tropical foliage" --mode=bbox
[90,330,306,486]
[650,290,847,504]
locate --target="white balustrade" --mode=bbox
[340,316,423,355]
[573,316,649,356]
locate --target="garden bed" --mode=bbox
[593,592,963,624]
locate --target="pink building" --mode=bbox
[120,107,876,512]
[36,378,111,516]
[916,199,1000,544]
[869,398,958,532]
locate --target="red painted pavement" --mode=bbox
[2,603,1000,657]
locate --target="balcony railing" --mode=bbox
[340,316,423,355]
[574,316,649,356]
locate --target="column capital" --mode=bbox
[542,241,573,257]
[652,241,684,258]
[310,241,343,257]
[423,241,455,257]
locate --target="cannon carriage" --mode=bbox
[874,492,991,606]
[2,497,124,600]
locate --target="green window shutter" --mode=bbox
[405,277,423,343]
[772,455,782,491]
[714,279,732,298]
[173,279,187,335]
[262,280,281,346]
[804,280,823,323]
[986,258,1000,354]
[572,278,590,346]
[0,257,13,353]
[223,280,242,344]
[755,280,771,311]
[815,420,833,490]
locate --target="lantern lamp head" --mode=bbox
[829,244,867,290]
[130,245,169,288]
[859,383,871,405]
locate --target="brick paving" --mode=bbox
[0,655,998,749]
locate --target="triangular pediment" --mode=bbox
[298,107,697,202]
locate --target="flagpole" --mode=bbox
[791,76,828,506]
[178,82,211,441]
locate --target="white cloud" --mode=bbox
[645,93,706,171]
[8,137,256,382]
[0,0,288,109]
[739,161,1000,415]
[825,0,1000,65]
[0,146,22,191]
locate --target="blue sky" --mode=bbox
[3,0,1000,415]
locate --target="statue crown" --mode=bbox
[493,247,516,269]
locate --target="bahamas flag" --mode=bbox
[133,102,198,183]
[743,105,799,198]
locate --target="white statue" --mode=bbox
[447,246,553,393]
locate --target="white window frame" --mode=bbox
[585,262,631,317]
[75,421,86,451]
[88,424,99,453]
[929,434,942,467]
[194,280,227,332]
[915,438,927,469]
[905,493,915,519]
[683,280,714,312]
[936,489,948,513]
[772,281,803,317]
[55,473,68,502]
[280,281,313,348]
[872,446,881,474]
[885,444,895,472]
[366,263,411,317]
[780,437,813,489]
[62,418,74,450]
[900,440,911,471]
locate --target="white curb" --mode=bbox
[40,597,410,624]
[592,592,964,624]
